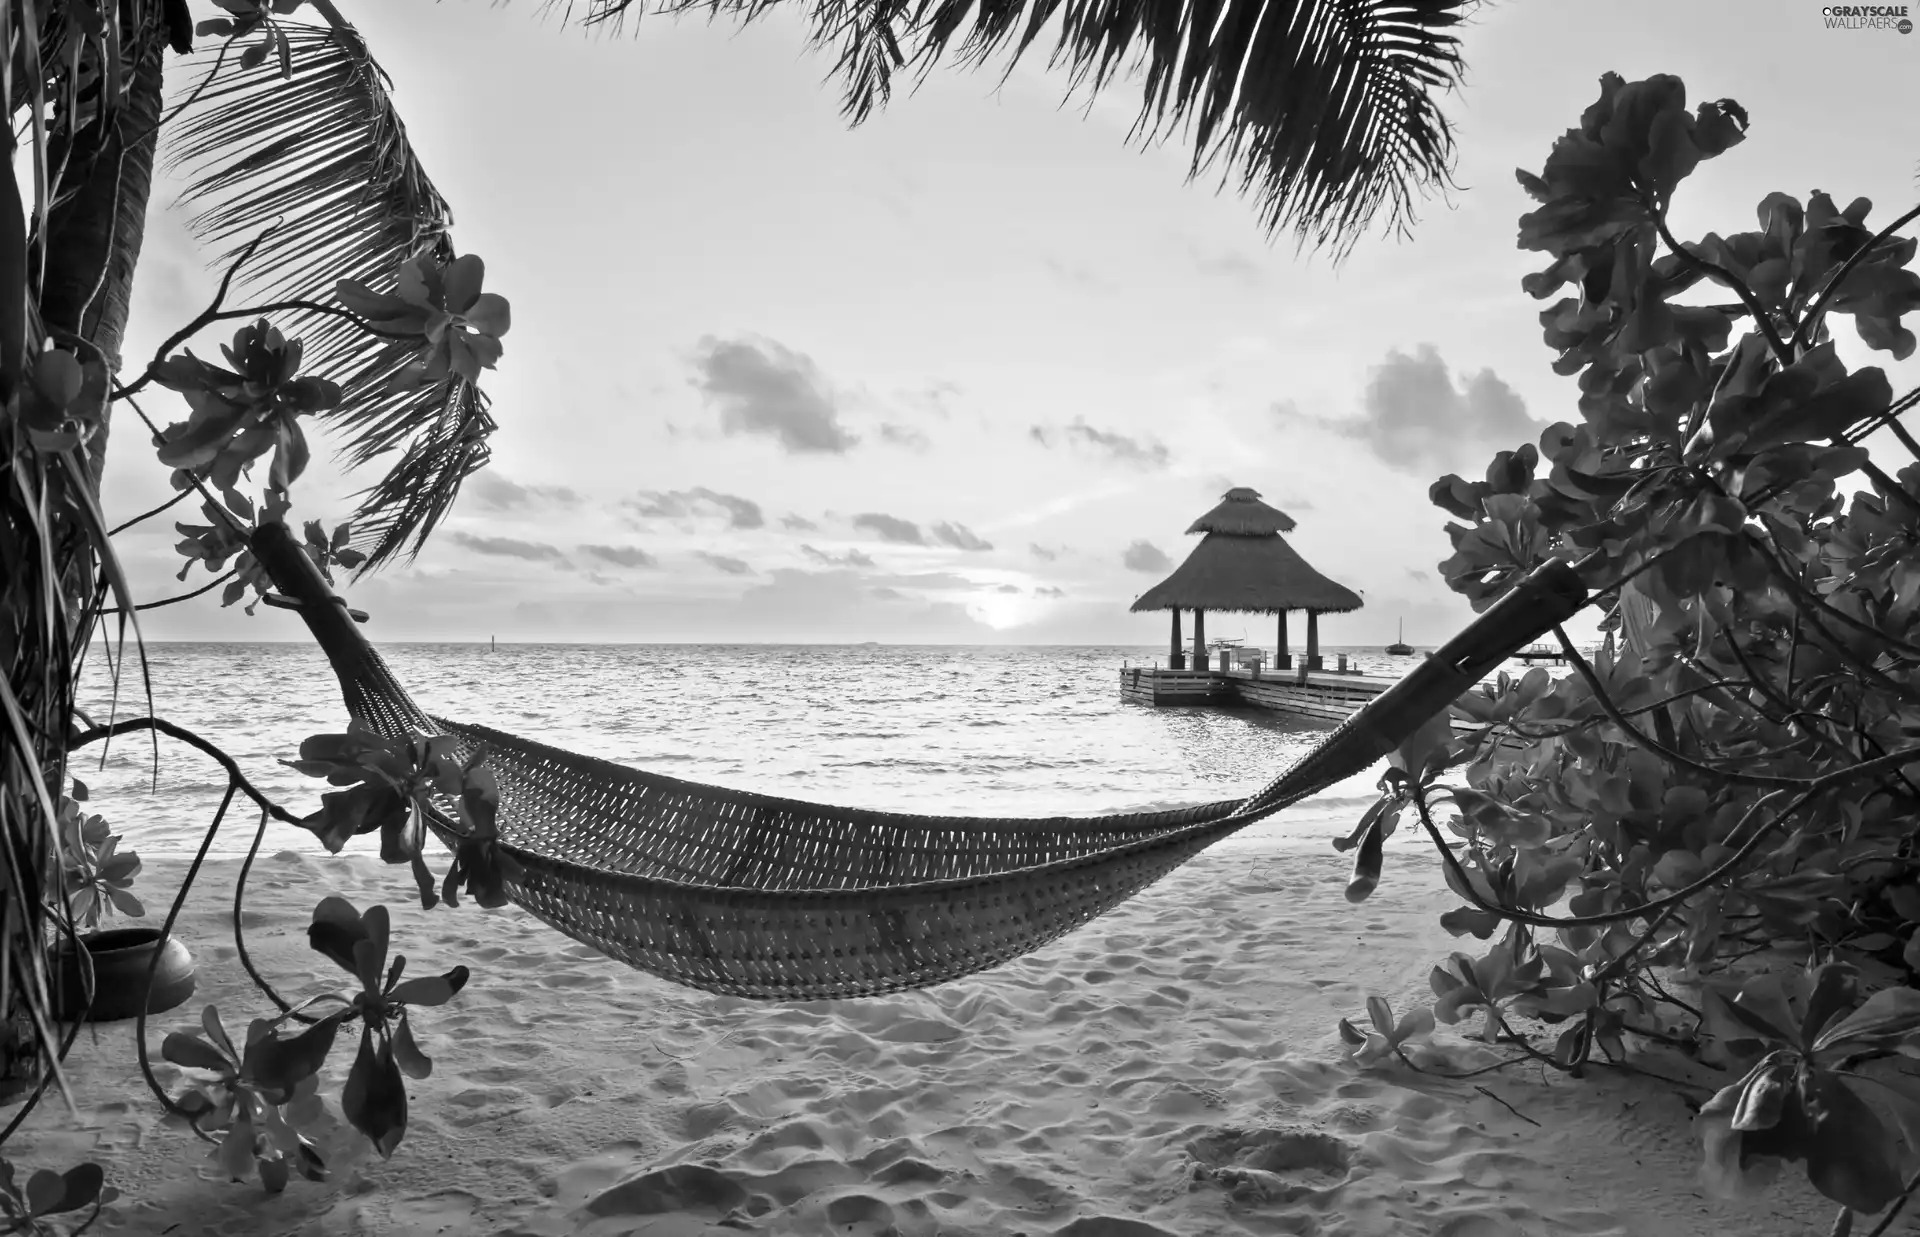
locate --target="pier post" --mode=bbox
[1169,608,1184,670]
[1193,608,1207,669]
[1306,609,1322,671]
[1275,610,1291,670]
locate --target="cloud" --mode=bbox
[781,514,818,531]
[995,583,1021,594]
[690,335,858,453]
[1029,419,1171,470]
[878,423,931,450]
[870,586,904,600]
[1278,345,1546,476]
[1406,567,1431,583]
[1028,543,1060,562]
[852,512,924,544]
[911,380,962,419]
[467,472,581,510]
[449,532,565,562]
[929,521,993,552]
[696,551,753,575]
[872,572,976,591]
[800,544,876,568]
[1189,246,1266,287]
[625,487,765,530]
[580,544,658,568]
[1034,586,1066,598]
[1121,540,1172,573]
[1044,257,1115,294]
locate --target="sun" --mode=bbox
[968,591,1043,631]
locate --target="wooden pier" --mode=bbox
[1121,664,1479,730]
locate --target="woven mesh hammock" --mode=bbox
[249,523,1586,1001]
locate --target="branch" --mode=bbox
[68,717,306,827]
[1793,201,1920,351]
[1865,1168,1920,1237]
[1414,781,1803,931]
[99,569,238,614]
[115,225,279,400]
[108,487,191,536]
[1651,211,1792,365]
[1553,626,1810,789]
[1886,415,1920,464]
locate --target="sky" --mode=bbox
[100,0,1919,644]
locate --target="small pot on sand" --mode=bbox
[51,927,198,1023]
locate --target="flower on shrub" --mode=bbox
[152,319,340,494]
[1694,965,1920,1215]
[1338,997,1434,1068]
[334,252,511,389]
[55,783,143,931]
[301,898,470,1159]
[285,722,514,909]
[16,347,110,453]
[197,0,308,76]
[163,1005,329,1192]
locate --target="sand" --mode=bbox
[8,841,1851,1237]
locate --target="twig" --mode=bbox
[1865,1167,1920,1237]
[1794,202,1920,351]
[1390,1043,1536,1080]
[99,569,238,614]
[1886,416,1920,465]
[1552,627,1808,789]
[68,717,305,828]
[1651,211,1791,364]
[1473,1085,1540,1126]
[115,226,281,401]
[134,784,240,1122]
[107,488,191,535]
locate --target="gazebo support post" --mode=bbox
[1275,610,1291,670]
[1306,609,1322,671]
[1193,608,1207,671]
[1168,608,1184,670]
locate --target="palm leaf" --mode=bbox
[545,0,1468,253]
[163,24,495,569]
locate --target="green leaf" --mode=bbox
[241,1012,345,1099]
[390,1011,433,1080]
[350,905,393,996]
[1802,1071,1904,1213]
[1813,987,1920,1054]
[161,1031,234,1073]
[307,896,372,975]
[340,1027,408,1159]
[24,1163,104,1217]
[1344,816,1385,904]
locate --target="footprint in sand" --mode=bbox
[1185,1125,1357,1206]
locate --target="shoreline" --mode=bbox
[12,847,1839,1236]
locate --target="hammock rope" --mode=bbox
[248,522,1587,1000]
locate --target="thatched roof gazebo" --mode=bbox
[1130,487,1363,671]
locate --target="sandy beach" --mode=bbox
[11,840,1846,1236]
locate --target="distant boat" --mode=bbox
[1386,619,1413,657]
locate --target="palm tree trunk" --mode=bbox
[0,22,166,1100]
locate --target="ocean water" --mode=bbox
[70,642,1526,863]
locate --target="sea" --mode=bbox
[69,642,1548,863]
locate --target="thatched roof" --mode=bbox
[1186,487,1296,535]
[1131,487,1363,615]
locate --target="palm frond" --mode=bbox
[163,24,493,568]
[545,0,1468,254]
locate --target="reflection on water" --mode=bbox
[73,642,1487,860]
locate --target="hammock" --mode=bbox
[248,522,1587,1001]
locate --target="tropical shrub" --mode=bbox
[1338,71,1920,1232]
